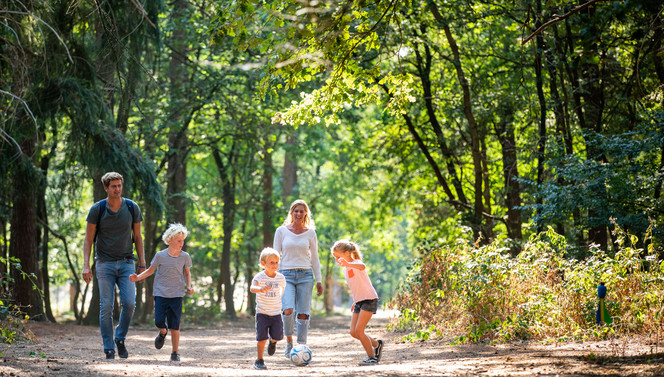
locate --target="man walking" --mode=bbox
[82,172,146,359]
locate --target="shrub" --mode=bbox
[389,225,664,342]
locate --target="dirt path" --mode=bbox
[0,311,662,376]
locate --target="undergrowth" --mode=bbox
[0,256,39,347]
[389,225,664,344]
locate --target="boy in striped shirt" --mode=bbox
[250,248,287,370]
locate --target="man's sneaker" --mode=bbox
[267,340,276,356]
[170,352,180,362]
[374,339,384,361]
[359,356,379,365]
[155,331,167,349]
[253,359,267,370]
[114,339,128,359]
[104,349,115,360]
[284,342,293,358]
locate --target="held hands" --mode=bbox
[187,287,194,295]
[129,273,140,283]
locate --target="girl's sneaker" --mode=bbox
[359,356,379,365]
[374,339,384,361]
[170,352,180,362]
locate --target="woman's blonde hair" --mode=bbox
[162,223,189,244]
[282,199,315,229]
[331,239,362,260]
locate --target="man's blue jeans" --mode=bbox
[280,269,314,344]
[96,259,136,351]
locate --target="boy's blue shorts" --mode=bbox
[154,296,183,330]
[255,313,284,342]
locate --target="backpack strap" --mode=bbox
[125,199,137,224]
[93,199,107,243]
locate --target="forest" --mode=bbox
[1,0,663,342]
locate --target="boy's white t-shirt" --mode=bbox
[253,270,286,316]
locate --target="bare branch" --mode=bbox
[0,9,73,63]
[521,0,613,45]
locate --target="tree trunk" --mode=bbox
[165,0,190,225]
[577,7,608,249]
[412,37,467,205]
[213,147,237,319]
[262,141,274,247]
[440,23,485,239]
[282,132,298,206]
[139,206,158,322]
[494,108,523,252]
[37,156,56,322]
[534,0,547,234]
[9,138,44,320]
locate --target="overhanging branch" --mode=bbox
[522,0,613,45]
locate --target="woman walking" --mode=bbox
[273,199,323,357]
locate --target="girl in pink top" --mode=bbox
[331,239,384,365]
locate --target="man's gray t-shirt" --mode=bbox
[86,198,143,262]
[151,249,193,298]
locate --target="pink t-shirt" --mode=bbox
[343,259,378,306]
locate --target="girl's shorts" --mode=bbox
[353,298,378,314]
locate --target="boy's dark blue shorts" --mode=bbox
[353,298,379,314]
[154,296,183,331]
[255,313,284,342]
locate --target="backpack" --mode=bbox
[93,198,137,242]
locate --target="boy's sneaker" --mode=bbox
[374,339,384,361]
[284,342,293,358]
[114,339,128,359]
[359,356,379,365]
[267,340,276,356]
[170,352,180,362]
[104,349,115,359]
[155,331,167,349]
[253,359,267,370]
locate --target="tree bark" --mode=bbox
[165,0,191,225]
[534,0,547,234]
[493,107,523,251]
[9,137,44,320]
[282,132,298,206]
[213,147,237,319]
[262,141,274,248]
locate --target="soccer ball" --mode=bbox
[290,344,312,366]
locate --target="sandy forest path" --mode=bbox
[0,310,662,376]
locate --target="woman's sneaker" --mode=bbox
[284,342,293,358]
[155,331,167,349]
[374,339,384,361]
[359,356,379,365]
[170,352,180,362]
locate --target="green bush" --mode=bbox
[389,225,664,342]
